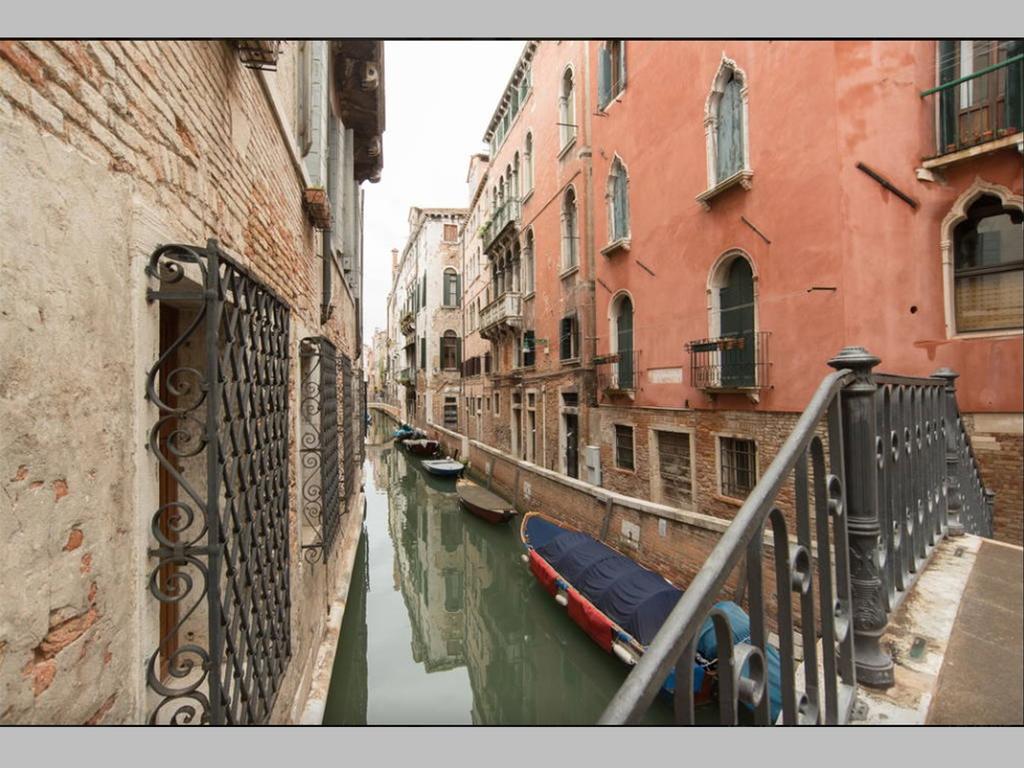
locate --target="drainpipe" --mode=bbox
[580,41,599,442]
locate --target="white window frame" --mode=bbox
[698,55,753,209]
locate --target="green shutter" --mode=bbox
[455,272,461,307]
[938,40,957,152]
[716,77,744,181]
[599,46,611,108]
[619,41,627,91]
[455,337,462,370]
[1005,40,1023,136]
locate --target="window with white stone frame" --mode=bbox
[699,56,753,207]
[718,435,757,500]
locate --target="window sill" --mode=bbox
[557,136,577,161]
[560,357,581,367]
[559,264,580,280]
[610,465,636,475]
[713,492,746,508]
[696,169,754,210]
[598,87,625,113]
[521,189,534,205]
[922,132,1023,170]
[601,237,631,257]
[522,291,535,302]
[948,327,1023,341]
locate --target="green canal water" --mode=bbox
[321,416,685,725]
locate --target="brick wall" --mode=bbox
[0,40,362,723]
[963,414,1024,546]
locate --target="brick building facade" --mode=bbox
[0,40,384,723]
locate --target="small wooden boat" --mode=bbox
[520,511,782,720]
[403,438,439,457]
[456,479,517,524]
[421,459,465,478]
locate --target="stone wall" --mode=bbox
[0,40,364,723]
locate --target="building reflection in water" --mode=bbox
[325,414,673,725]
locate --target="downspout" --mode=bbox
[580,42,599,442]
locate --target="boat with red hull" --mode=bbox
[456,479,516,524]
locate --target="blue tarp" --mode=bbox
[526,515,782,721]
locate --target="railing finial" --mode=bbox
[829,345,895,689]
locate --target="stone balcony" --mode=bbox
[479,291,522,341]
[480,198,520,254]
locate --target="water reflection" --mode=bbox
[323,415,673,725]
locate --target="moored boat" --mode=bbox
[421,458,465,477]
[521,511,781,721]
[456,479,517,524]
[392,423,420,442]
[403,438,440,456]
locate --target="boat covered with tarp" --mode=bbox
[521,511,781,720]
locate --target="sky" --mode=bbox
[361,40,526,339]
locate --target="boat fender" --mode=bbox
[520,553,529,564]
[612,641,638,666]
[554,592,568,607]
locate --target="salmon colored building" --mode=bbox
[586,40,1023,542]
[462,40,602,479]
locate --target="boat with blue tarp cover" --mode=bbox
[392,423,422,442]
[521,511,782,721]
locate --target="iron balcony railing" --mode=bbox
[596,350,641,392]
[397,367,415,386]
[687,331,770,391]
[479,290,523,340]
[399,311,415,336]
[599,347,994,726]
[480,197,521,253]
[922,49,1023,157]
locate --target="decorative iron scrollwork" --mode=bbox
[145,240,292,725]
[300,337,343,563]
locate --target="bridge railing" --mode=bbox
[599,347,994,725]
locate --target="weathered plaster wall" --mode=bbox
[0,40,366,723]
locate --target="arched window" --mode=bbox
[523,132,534,194]
[440,330,461,371]
[598,41,627,108]
[560,67,576,149]
[610,292,635,389]
[952,193,1024,333]
[513,153,520,201]
[523,229,535,294]
[443,268,460,308]
[607,156,630,242]
[561,187,578,270]
[704,58,751,192]
[708,253,757,388]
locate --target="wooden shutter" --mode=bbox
[716,77,744,182]
[560,318,571,359]
[938,40,958,151]
[614,165,629,239]
[619,41,627,91]
[454,337,462,370]
[455,272,461,307]
[599,45,611,108]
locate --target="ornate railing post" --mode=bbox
[828,346,894,689]
[933,368,965,537]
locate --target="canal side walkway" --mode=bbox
[857,534,1024,725]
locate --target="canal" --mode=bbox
[322,415,677,725]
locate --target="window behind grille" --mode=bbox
[720,436,756,499]
[615,424,634,470]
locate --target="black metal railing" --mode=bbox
[687,331,770,391]
[340,353,356,506]
[299,337,343,563]
[599,347,994,725]
[596,350,641,391]
[145,240,291,725]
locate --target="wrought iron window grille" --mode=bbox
[144,240,292,725]
[299,337,344,564]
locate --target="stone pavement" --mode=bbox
[928,539,1024,725]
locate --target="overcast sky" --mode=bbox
[361,40,526,340]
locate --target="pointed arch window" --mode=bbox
[608,156,630,243]
[559,67,577,150]
[561,187,579,270]
[598,41,627,109]
[523,132,534,195]
[700,58,753,205]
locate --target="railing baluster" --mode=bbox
[876,385,894,611]
[711,611,739,725]
[745,534,771,725]
[827,393,856,691]
[673,636,696,725]
[769,509,797,723]
[811,438,838,724]
[794,449,820,723]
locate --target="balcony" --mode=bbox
[397,367,415,387]
[595,351,641,396]
[479,291,523,341]
[922,48,1023,166]
[686,331,770,394]
[400,311,415,336]
[480,198,521,254]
